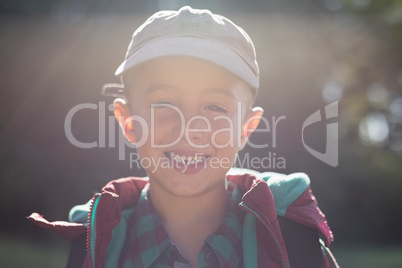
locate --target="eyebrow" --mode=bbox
[143,85,176,96]
[205,88,236,100]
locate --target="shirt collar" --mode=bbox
[126,181,245,267]
[205,183,244,267]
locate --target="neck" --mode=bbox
[149,180,228,228]
[148,178,229,266]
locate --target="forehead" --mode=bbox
[123,56,253,102]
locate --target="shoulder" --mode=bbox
[227,168,310,211]
[69,176,149,224]
[101,176,149,194]
[228,168,333,247]
[264,172,310,216]
[229,168,338,267]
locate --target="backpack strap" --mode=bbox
[278,216,322,268]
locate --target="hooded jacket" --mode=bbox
[28,169,338,268]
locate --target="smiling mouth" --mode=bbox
[166,152,210,165]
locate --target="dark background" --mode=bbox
[1,0,402,267]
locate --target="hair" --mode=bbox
[121,75,132,103]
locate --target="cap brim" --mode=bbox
[115,37,259,89]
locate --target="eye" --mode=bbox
[205,104,228,113]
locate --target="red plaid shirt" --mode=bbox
[119,182,245,268]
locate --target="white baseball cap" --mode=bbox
[104,6,259,97]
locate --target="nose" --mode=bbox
[184,114,210,148]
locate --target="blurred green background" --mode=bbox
[1,0,402,267]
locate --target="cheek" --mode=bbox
[144,111,184,145]
[209,116,242,148]
[152,110,182,131]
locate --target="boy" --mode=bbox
[29,6,338,268]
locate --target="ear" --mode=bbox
[240,107,264,150]
[113,98,136,143]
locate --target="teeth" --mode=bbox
[169,152,208,165]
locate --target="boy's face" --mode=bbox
[115,56,262,197]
